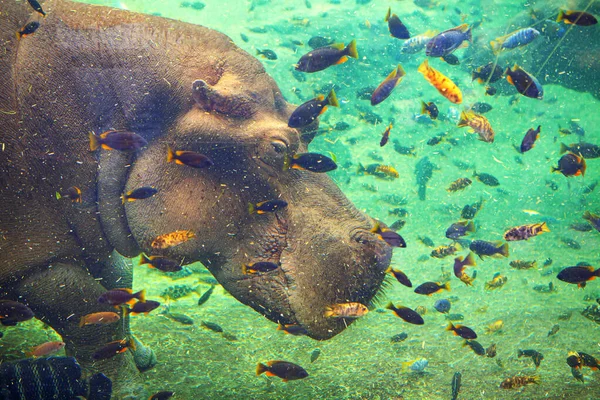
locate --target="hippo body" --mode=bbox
[0,0,391,395]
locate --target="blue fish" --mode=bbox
[402,358,429,372]
[490,28,539,55]
[434,299,451,314]
[426,24,471,57]
[371,65,406,106]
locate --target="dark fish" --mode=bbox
[418,236,434,247]
[583,211,600,232]
[560,142,600,159]
[308,36,334,49]
[451,372,462,400]
[310,348,321,363]
[385,7,410,39]
[442,54,460,65]
[288,89,339,128]
[557,10,598,26]
[257,49,278,60]
[561,237,581,249]
[445,313,465,321]
[571,366,584,382]
[434,299,451,314]
[92,338,135,360]
[98,288,146,307]
[579,352,600,370]
[380,123,392,147]
[371,65,406,106]
[56,186,82,203]
[248,199,288,214]
[27,0,46,16]
[421,101,439,119]
[240,33,249,42]
[89,130,147,152]
[414,281,450,296]
[486,344,497,358]
[16,21,40,39]
[552,152,586,177]
[256,361,309,382]
[295,40,358,73]
[500,375,540,389]
[390,219,406,231]
[485,86,497,96]
[426,24,471,57]
[283,152,337,173]
[520,125,541,153]
[461,198,484,219]
[569,120,585,136]
[447,178,472,192]
[447,322,477,339]
[167,146,213,168]
[431,244,460,259]
[139,255,182,272]
[386,268,412,287]
[557,265,600,288]
[277,324,308,336]
[473,171,499,186]
[415,156,436,201]
[121,186,157,203]
[464,340,486,356]
[197,285,216,306]
[510,260,537,270]
[0,300,34,326]
[161,308,194,325]
[469,240,509,259]
[386,302,425,325]
[505,65,543,99]
[150,391,175,400]
[124,300,161,316]
[470,102,493,114]
[201,321,223,332]
[446,220,475,240]
[391,332,408,343]
[472,62,504,83]
[547,324,560,337]
[242,261,279,275]
[393,140,417,156]
[454,252,476,286]
[372,223,406,248]
[518,349,544,368]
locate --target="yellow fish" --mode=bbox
[418,59,462,104]
[151,230,196,250]
[458,111,495,143]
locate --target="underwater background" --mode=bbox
[2,0,600,398]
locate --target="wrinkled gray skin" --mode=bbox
[0,0,392,397]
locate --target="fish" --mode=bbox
[418,59,462,104]
[160,306,194,325]
[256,361,309,382]
[561,237,581,249]
[380,123,393,147]
[469,102,493,114]
[121,187,157,203]
[490,28,540,55]
[552,152,586,177]
[55,186,82,203]
[504,222,549,241]
[160,284,201,301]
[560,142,600,159]
[454,252,476,286]
[248,199,288,214]
[418,236,434,247]
[27,0,46,16]
[461,198,484,219]
[16,21,40,40]
[295,40,358,73]
[421,101,439,119]
[288,89,339,128]
[505,65,543,99]
[510,260,537,270]
[463,340,486,356]
[371,223,406,247]
[283,152,337,173]
[583,211,600,232]
[547,324,560,337]
[358,163,399,179]
[371,65,406,106]
[571,366,585,382]
[149,392,175,400]
[447,322,477,339]
[520,126,541,153]
[393,141,417,156]
[386,267,412,287]
[386,302,424,325]
[402,358,429,373]
[166,146,213,169]
[472,62,504,83]
[574,352,600,370]
[390,220,406,231]
[431,244,460,258]
[473,171,499,186]
[451,372,462,400]
[500,375,540,389]
[485,86,497,96]
[242,261,279,275]
[139,255,182,272]
[310,348,321,363]
[27,341,65,357]
[518,349,544,368]
[385,8,410,39]
[201,321,223,332]
[89,130,147,152]
[391,332,408,343]
[434,299,451,314]
[124,300,161,316]
[446,221,475,240]
[557,10,598,26]
[447,178,472,192]
[151,230,195,250]
[79,311,120,327]
[98,288,146,307]
[277,324,308,336]
[441,54,460,65]
[324,302,369,318]
[557,265,600,288]
[0,300,34,326]
[256,49,278,60]
[402,30,436,53]
[426,24,472,57]
[415,156,437,200]
[470,240,509,259]
[485,320,504,334]
[92,338,136,361]
[308,36,334,49]
[458,111,495,142]
[197,285,216,307]
[414,281,450,296]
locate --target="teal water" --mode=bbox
[3,0,600,398]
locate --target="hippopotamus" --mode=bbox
[0,0,392,396]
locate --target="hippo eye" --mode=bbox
[271,140,287,154]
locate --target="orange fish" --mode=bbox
[79,312,121,327]
[27,341,65,357]
[324,302,369,318]
[151,230,196,250]
[457,111,495,142]
[418,59,462,104]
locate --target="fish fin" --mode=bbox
[457,111,469,127]
[466,221,475,232]
[282,378,289,382]
[506,74,514,86]
[346,39,358,59]
[385,7,391,22]
[464,252,476,266]
[580,157,587,177]
[100,144,112,150]
[556,9,565,23]
[421,101,428,115]
[319,106,328,115]
[500,242,509,257]
[166,145,175,163]
[335,56,348,65]
[248,203,255,214]
[78,316,86,328]
[135,289,146,303]
[327,89,339,107]
[559,143,569,154]
[89,132,100,151]
[578,282,587,289]
[331,42,345,50]
[323,306,334,318]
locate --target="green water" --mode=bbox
[3,0,600,398]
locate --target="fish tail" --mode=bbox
[323,306,334,318]
[458,111,469,127]
[471,71,479,82]
[539,222,550,233]
[594,268,600,278]
[465,26,472,43]
[256,49,262,56]
[421,101,428,115]
[443,282,451,291]
[78,316,86,328]
[346,39,358,59]
[120,194,126,204]
[385,302,395,311]
[517,349,524,357]
[580,157,587,177]
[385,7,391,22]
[248,202,255,214]
[166,145,175,163]
[282,154,292,171]
[583,211,592,221]
[122,306,130,318]
[241,264,249,275]
[464,252,476,266]
[327,89,339,107]
[134,289,146,303]
[139,254,151,266]
[466,221,475,232]
[417,59,429,74]
[551,166,559,173]
[499,242,509,257]
[532,375,541,384]
[396,64,406,78]
[89,132,100,151]
[559,142,569,154]
[55,192,62,200]
[556,9,565,23]
[489,39,502,55]
[446,322,455,331]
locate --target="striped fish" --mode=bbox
[490,28,539,55]
[401,30,437,53]
[457,111,495,143]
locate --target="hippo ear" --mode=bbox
[191,79,255,119]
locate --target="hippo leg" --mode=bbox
[13,262,147,399]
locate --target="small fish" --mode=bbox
[485,320,504,334]
[139,255,182,272]
[295,40,358,73]
[418,236,434,247]
[414,281,450,296]
[27,0,46,16]
[358,163,399,179]
[385,8,410,39]
[518,349,544,368]
[431,244,460,258]
[434,299,451,314]
[161,307,194,325]
[583,211,600,232]
[277,324,308,336]
[445,313,465,321]
[560,237,581,249]
[242,261,279,275]
[89,130,147,152]
[463,340,486,356]
[283,152,337,173]
[557,10,598,26]
[500,375,540,389]
[393,140,417,156]
[469,102,493,114]
[571,366,585,382]
[310,348,321,363]
[124,300,161,316]
[485,273,507,290]
[0,300,34,326]
[458,112,495,142]
[288,89,339,128]
[504,222,549,241]
[454,252,476,286]
[390,219,406,231]
[520,126,541,153]
[16,21,40,40]
[402,358,428,373]
[426,24,472,57]
[79,312,120,327]
[560,142,600,159]
[92,338,136,360]
[470,240,509,259]
[308,36,334,49]
[447,178,472,192]
[547,324,560,337]
[151,230,195,250]
[451,372,462,400]
[472,62,504,84]
[160,284,201,301]
[380,123,392,147]
[167,146,213,169]
[371,223,406,248]
[447,322,477,339]
[56,186,82,203]
[473,171,499,186]
[386,302,424,325]
[121,187,157,204]
[201,320,223,332]
[324,302,369,318]
[402,30,436,53]
[197,285,216,307]
[149,392,175,400]
[441,54,460,65]
[27,341,65,357]
[421,101,439,119]
[446,221,475,240]
[485,86,497,96]
[256,49,278,60]
[371,65,406,106]
[418,59,462,104]
[461,198,484,219]
[506,65,543,100]
[386,267,412,287]
[490,28,540,55]
[98,288,146,307]
[391,332,408,343]
[552,152,586,177]
[557,265,600,288]
[256,361,309,382]
[248,199,288,214]
[510,260,537,270]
